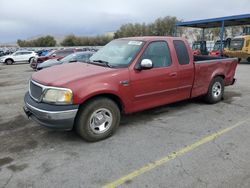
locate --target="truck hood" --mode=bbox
[32,62,118,87]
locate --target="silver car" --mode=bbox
[36,51,95,70]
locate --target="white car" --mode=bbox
[0,50,38,65]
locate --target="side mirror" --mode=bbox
[140,59,153,69]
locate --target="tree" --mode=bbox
[114,16,179,38]
[61,35,113,46]
[17,35,56,47]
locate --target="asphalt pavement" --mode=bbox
[0,62,250,188]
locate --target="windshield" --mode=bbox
[230,38,244,50]
[61,53,77,63]
[89,39,144,67]
[213,42,224,51]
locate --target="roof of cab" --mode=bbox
[119,36,184,42]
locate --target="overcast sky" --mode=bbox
[0,0,249,42]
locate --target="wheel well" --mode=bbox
[5,58,13,62]
[80,94,124,112]
[29,57,34,61]
[216,75,225,80]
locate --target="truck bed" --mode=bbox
[194,55,231,62]
[192,56,238,98]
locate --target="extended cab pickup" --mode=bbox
[23,37,238,142]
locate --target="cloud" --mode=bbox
[0,0,249,42]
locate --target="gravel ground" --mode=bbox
[0,62,250,188]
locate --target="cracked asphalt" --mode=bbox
[0,62,250,188]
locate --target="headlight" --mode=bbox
[42,88,73,104]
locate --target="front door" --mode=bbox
[129,41,179,112]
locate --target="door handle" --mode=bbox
[169,72,177,77]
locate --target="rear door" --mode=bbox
[22,52,32,61]
[173,40,195,99]
[130,40,179,112]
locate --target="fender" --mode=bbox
[74,82,131,113]
[210,68,225,82]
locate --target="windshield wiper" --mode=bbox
[92,60,113,68]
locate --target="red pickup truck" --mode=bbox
[23,36,238,142]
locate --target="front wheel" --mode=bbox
[75,97,121,142]
[204,77,224,104]
[5,59,14,65]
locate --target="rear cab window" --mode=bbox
[173,40,190,65]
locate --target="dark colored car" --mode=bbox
[30,49,84,70]
[0,51,5,57]
[36,49,50,57]
[36,51,95,70]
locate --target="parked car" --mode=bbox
[0,50,38,65]
[36,51,95,70]
[30,49,83,70]
[24,36,238,142]
[36,49,49,57]
[0,51,5,57]
[192,41,209,55]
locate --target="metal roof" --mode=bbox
[176,14,250,28]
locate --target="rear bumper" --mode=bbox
[23,92,79,130]
[231,78,237,85]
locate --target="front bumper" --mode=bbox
[23,92,79,130]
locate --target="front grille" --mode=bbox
[29,81,43,101]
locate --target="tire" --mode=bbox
[29,57,35,64]
[75,97,121,142]
[238,58,241,63]
[204,77,224,104]
[5,59,14,65]
[247,57,250,63]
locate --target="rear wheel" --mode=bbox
[247,57,250,63]
[5,59,14,65]
[75,97,121,142]
[204,77,224,104]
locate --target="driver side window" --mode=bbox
[14,52,21,56]
[140,41,172,68]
